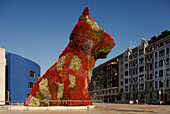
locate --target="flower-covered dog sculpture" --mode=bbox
[25,7,115,106]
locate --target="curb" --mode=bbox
[8,105,96,111]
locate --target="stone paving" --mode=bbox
[0,103,170,114]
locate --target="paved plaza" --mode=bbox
[0,103,170,114]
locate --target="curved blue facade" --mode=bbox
[6,53,40,101]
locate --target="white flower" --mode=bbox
[69,55,81,71]
[57,82,64,100]
[68,74,76,88]
[56,56,66,71]
[86,16,99,31]
[39,78,51,99]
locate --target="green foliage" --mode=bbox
[94,47,110,59]
[36,91,45,100]
[40,99,50,106]
[49,101,56,106]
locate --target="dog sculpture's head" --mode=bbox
[70,7,115,60]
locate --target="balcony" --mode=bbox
[131,64,137,69]
[130,88,138,93]
[94,87,119,97]
[147,58,153,63]
[131,79,138,84]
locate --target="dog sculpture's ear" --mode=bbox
[82,7,89,16]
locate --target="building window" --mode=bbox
[159,81,163,88]
[150,93,153,99]
[132,61,136,67]
[125,86,128,92]
[166,68,169,76]
[136,77,138,82]
[38,74,40,79]
[157,91,159,99]
[150,47,152,52]
[30,71,35,78]
[155,62,157,68]
[150,64,152,71]
[133,54,137,58]
[139,58,144,64]
[121,61,123,65]
[139,49,144,55]
[139,84,144,90]
[165,40,168,44]
[121,89,123,92]
[167,47,169,55]
[121,67,123,72]
[155,81,158,88]
[121,82,123,85]
[129,71,131,76]
[133,69,135,75]
[133,77,137,82]
[141,93,144,99]
[129,78,131,82]
[166,79,169,87]
[159,70,163,77]
[139,66,144,72]
[139,75,144,81]
[29,82,34,89]
[159,49,165,57]
[155,71,158,78]
[125,56,128,62]
[125,71,128,76]
[125,78,128,84]
[159,60,163,67]
[108,67,111,70]
[125,64,128,69]
[136,69,138,74]
[121,74,123,78]
[160,42,164,47]
[27,94,30,99]
[150,74,152,79]
[166,58,169,65]
[149,55,152,61]
[155,52,157,59]
[150,83,153,89]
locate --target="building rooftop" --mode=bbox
[148,30,170,45]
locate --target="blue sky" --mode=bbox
[0,0,170,75]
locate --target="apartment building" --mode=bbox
[118,54,124,101]
[89,56,120,102]
[123,30,170,103]
[145,30,170,103]
[89,29,170,104]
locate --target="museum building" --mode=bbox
[0,48,40,105]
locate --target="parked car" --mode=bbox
[146,100,160,105]
[166,100,170,105]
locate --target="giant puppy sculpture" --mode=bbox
[25,7,115,106]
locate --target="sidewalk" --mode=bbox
[0,103,170,114]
